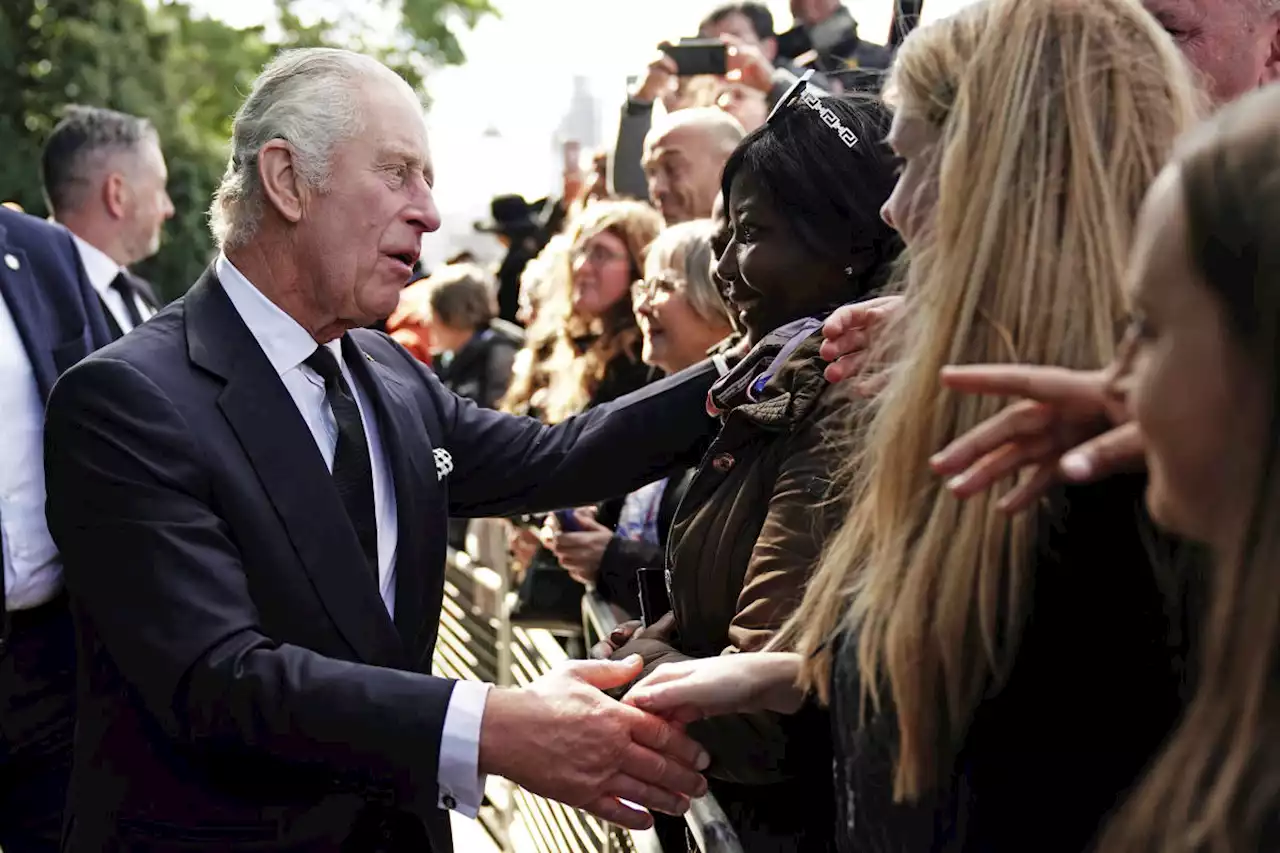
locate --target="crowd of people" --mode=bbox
[3,0,1280,852]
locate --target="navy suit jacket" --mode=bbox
[0,208,112,400]
[44,267,719,852]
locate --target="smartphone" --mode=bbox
[637,567,672,627]
[553,509,582,533]
[658,39,728,76]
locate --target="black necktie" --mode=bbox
[110,271,145,329]
[304,346,379,579]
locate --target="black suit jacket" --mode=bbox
[44,268,719,852]
[0,208,112,402]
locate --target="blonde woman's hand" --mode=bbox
[622,652,806,724]
[820,295,903,389]
[931,365,1144,513]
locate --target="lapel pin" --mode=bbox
[3,254,19,271]
[365,352,375,363]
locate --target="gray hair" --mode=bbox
[209,48,396,250]
[644,219,735,328]
[41,105,157,215]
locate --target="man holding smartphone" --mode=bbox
[610,3,832,203]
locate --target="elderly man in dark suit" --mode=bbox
[0,207,112,852]
[44,48,719,853]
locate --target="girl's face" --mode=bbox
[1114,166,1266,549]
[881,111,941,247]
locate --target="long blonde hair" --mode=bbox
[781,0,1201,801]
[1100,84,1280,853]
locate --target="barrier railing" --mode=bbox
[436,531,662,853]
[579,591,745,853]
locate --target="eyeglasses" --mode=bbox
[571,244,630,268]
[631,275,682,303]
[766,69,860,150]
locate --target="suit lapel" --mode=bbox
[186,272,405,668]
[0,232,59,398]
[344,338,446,666]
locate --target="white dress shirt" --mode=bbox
[71,233,155,333]
[215,254,489,817]
[0,296,62,612]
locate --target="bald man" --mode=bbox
[642,108,745,225]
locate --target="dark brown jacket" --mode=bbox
[614,328,848,851]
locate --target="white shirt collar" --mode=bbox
[214,253,337,376]
[70,233,126,297]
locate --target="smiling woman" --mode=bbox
[717,88,901,345]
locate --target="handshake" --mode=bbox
[476,654,709,830]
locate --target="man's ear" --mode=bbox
[102,172,128,220]
[258,139,305,225]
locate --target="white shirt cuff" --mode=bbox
[437,680,491,817]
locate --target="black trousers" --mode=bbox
[0,594,76,853]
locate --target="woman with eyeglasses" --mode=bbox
[624,0,1204,850]
[544,220,734,617]
[598,83,901,851]
[497,200,663,626]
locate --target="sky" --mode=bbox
[180,0,979,265]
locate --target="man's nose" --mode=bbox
[408,185,442,234]
[162,191,176,219]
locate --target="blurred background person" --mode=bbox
[502,200,663,628]
[425,262,524,410]
[545,219,734,618]
[776,0,894,82]
[41,105,173,339]
[385,275,435,366]
[642,108,744,225]
[534,199,663,422]
[475,193,563,325]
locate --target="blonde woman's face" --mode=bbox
[881,112,940,247]
[1114,167,1264,548]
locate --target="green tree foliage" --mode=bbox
[0,0,494,299]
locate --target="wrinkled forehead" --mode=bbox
[359,73,432,158]
[646,124,710,160]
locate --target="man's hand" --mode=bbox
[543,508,613,586]
[631,55,678,104]
[720,34,774,94]
[930,365,1143,513]
[820,295,903,388]
[624,653,806,725]
[478,656,710,830]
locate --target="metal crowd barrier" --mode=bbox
[434,523,742,853]
[578,592,744,853]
